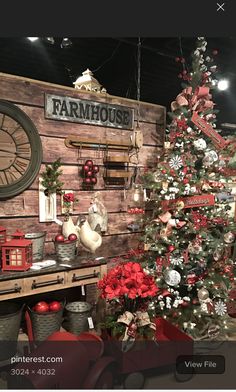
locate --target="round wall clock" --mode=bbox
[0,100,42,200]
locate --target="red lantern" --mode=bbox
[2,229,32,271]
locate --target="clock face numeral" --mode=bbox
[13,128,28,144]
[16,143,31,159]
[4,168,19,184]
[0,115,31,185]
[13,158,29,175]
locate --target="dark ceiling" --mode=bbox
[0,37,236,135]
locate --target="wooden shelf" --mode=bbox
[104,155,129,163]
[65,135,132,150]
[105,170,130,178]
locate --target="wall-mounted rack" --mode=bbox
[64,135,136,188]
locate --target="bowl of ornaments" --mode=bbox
[26,299,64,341]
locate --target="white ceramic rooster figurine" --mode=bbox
[88,192,108,233]
[62,215,77,239]
[76,217,102,253]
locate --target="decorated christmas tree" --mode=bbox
[141,37,236,339]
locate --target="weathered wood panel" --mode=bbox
[44,232,141,258]
[0,73,165,260]
[0,212,143,240]
[40,135,160,166]
[0,73,166,124]
[17,105,164,147]
[0,189,138,216]
[29,164,153,191]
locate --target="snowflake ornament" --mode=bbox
[170,255,184,266]
[169,156,183,170]
[214,300,227,316]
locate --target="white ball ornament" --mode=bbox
[193,138,207,151]
[224,232,235,244]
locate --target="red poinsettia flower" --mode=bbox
[97,261,158,306]
[63,192,75,203]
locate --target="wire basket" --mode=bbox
[25,231,46,261]
[54,240,77,262]
[0,302,24,360]
[27,303,64,341]
[63,301,93,335]
[0,302,23,340]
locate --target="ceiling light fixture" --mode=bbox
[45,37,55,45]
[217,79,229,91]
[61,38,72,49]
[27,37,39,42]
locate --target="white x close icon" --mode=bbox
[217,2,225,11]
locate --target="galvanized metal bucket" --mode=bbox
[63,301,93,334]
[25,231,46,261]
[54,240,77,262]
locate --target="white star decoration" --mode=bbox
[214,300,227,316]
[170,255,184,266]
[169,156,183,170]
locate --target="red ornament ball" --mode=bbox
[86,171,93,177]
[83,165,90,172]
[48,301,62,312]
[85,160,93,167]
[182,70,187,75]
[175,57,180,62]
[84,177,92,185]
[168,245,175,252]
[178,73,183,79]
[92,165,99,173]
[212,49,218,56]
[68,233,78,241]
[183,178,189,184]
[91,177,97,184]
[34,301,49,313]
[55,234,65,242]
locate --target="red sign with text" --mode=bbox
[162,194,215,210]
[191,112,227,149]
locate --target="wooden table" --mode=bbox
[0,256,107,301]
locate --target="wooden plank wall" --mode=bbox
[0,73,165,259]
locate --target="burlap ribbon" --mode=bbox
[117,311,156,352]
[171,86,214,113]
[156,211,186,240]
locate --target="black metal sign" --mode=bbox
[45,94,134,130]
